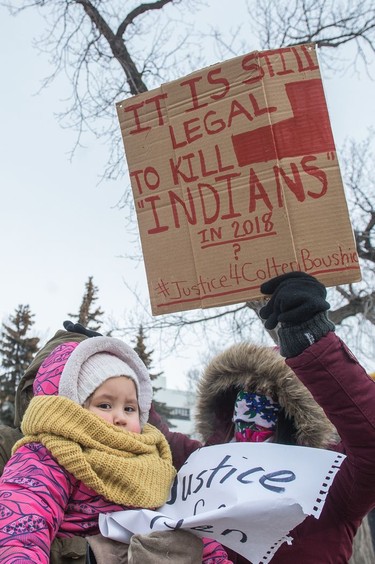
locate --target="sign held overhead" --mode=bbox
[116,43,361,315]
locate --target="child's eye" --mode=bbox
[124,406,136,413]
[97,403,111,409]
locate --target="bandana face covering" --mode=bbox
[233,391,280,443]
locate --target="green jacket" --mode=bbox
[0,328,89,564]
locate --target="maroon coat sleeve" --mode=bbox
[287,331,375,520]
[148,403,202,470]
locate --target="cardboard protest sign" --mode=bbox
[99,442,346,564]
[116,43,361,315]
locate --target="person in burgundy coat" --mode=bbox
[150,272,375,563]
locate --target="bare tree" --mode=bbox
[250,0,375,55]
[3,0,374,179]
[2,0,204,184]
[330,134,375,325]
[3,0,375,356]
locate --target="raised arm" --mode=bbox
[260,272,375,518]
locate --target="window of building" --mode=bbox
[170,407,190,420]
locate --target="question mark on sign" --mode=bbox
[232,243,241,261]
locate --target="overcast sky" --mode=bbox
[1,1,374,384]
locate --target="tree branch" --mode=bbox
[75,0,148,94]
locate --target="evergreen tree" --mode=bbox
[133,325,174,427]
[0,305,40,426]
[68,276,104,331]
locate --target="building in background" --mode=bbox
[153,375,198,438]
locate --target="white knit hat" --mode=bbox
[58,337,152,427]
[77,352,139,406]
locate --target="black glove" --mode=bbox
[63,320,102,338]
[259,273,335,357]
[259,272,330,330]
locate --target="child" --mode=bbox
[0,324,91,563]
[0,335,230,564]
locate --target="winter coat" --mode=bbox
[197,332,375,563]
[0,329,88,564]
[0,333,142,564]
[150,332,375,563]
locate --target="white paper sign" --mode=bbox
[99,443,345,563]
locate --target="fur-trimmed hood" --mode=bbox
[195,342,336,449]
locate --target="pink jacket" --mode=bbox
[0,341,131,563]
[0,340,230,564]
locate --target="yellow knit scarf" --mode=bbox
[14,395,176,508]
